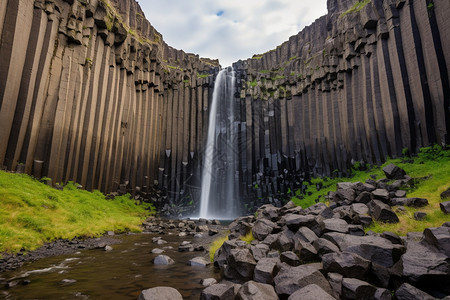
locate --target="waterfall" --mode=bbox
[199,67,238,219]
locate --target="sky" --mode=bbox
[138,1,328,67]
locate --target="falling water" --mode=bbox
[199,67,238,219]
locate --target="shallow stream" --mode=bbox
[0,232,222,299]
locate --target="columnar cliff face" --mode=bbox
[231,0,450,210]
[0,0,449,215]
[0,0,219,207]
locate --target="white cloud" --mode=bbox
[138,0,328,67]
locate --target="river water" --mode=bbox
[0,233,222,299]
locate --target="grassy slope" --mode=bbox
[0,171,154,253]
[291,145,450,236]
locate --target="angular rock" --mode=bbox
[322,251,371,280]
[138,287,183,300]
[250,243,269,262]
[288,284,336,300]
[294,239,319,263]
[441,188,450,200]
[368,200,399,223]
[327,272,343,299]
[224,249,257,282]
[312,238,340,257]
[320,218,349,234]
[153,255,174,265]
[274,263,332,298]
[201,278,217,287]
[256,204,280,221]
[422,226,450,257]
[399,238,450,295]
[214,240,238,268]
[407,198,429,208]
[414,212,427,220]
[200,284,235,300]
[188,257,210,267]
[254,257,280,284]
[440,201,450,214]
[383,164,406,180]
[334,188,356,203]
[355,191,373,204]
[280,251,300,266]
[322,232,405,267]
[372,189,390,203]
[341,278,377,300]
[395,283,435,300]
[236,281,278,300]
[374,288,392,300]
[295,226,319,244]
[252,218,277,241]
[271,231,294,252]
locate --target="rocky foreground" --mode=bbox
[139,164,450,300]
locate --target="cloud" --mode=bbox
[138,0,328,67]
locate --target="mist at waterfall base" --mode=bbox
[198,68,240,220]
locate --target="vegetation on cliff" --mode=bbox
[0,172,154,254]
[292,145,450,235]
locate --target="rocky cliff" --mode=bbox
[0,0,219,211]
[0,0,449,215]
[231,0,450,210]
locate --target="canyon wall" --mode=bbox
[0,0,449,215]
[230,0,450,210]
[0,0,218,212]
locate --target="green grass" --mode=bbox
[340,0,372,18]
[292,145,450,236]
[0,171,154,254]
[208,231,255,262]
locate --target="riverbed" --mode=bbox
[0,232,223,299]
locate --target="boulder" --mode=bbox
[320,218,349,234]
[224,249,257,282]
[256,204,280,221]
[201,278,217,287]
[280,251,301,266]
[322,232,405,267]
[295,226,319,244]
[188,257,210,267]
[413,212,427,221]
[322,251,371,280]
[274,263,332,298]
[138,287,182,300]
[327,272,343,299]
[271,231,294,252]
[214,240,238,268]
[382,164,406,180]
[252,218,277,240]
[395,190,407,198]
[254,257,280,284]
[394,283,435,300]
[380,232,402,245]
[440,201,450,214]
[441,188,450,200]
[374,288,392,300]
[341,278,377,300]
[355,191,373,204]
[407,198,429,208]
[334,188,356,202]
[200,284,236,300]
[422,226,450,256]
[368,200,399,223]
[372,189,391,203]
[236,281,279,300]
[250,243,269,261]
[294,239,319,263]
[153,255,174,265]
[312,238,340,257]
[287,284,336,300]
[399,238,450,295]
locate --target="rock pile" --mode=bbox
[201,165,450,299]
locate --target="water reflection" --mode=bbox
[1,233,221,299]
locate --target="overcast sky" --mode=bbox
[138,1,328,67]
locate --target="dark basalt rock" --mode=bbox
[394,283,435,300]
[236,281,278,300]
[382,164,406,180]
[224,249,257,282]
[440,201,450,214]
[322,252,371,280]
[287,284,336,300]
[341,278,378,300]
[253,257,280,284]
[200,284,236,300]
[252,219,277,241]
[138,287,183,300]
[367,200,399,223]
